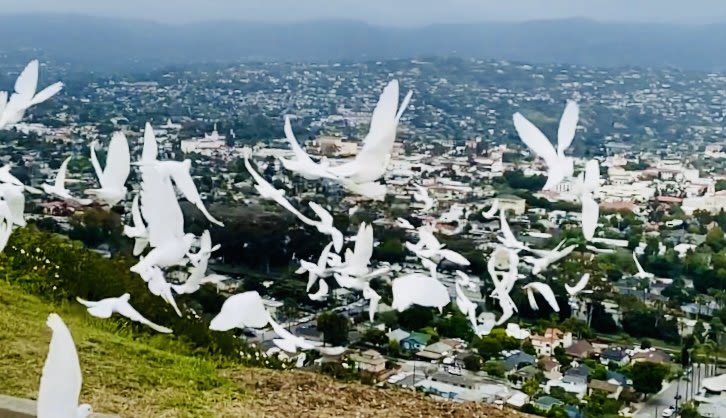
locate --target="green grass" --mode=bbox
[0,281,251,417]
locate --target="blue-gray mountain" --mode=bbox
[1,14,726,71]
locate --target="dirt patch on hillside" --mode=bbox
[226,368,530,418]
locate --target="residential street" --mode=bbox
[635,364,708,418]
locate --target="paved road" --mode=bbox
[634,364,707,418]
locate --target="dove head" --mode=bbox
[182,233,196,248]
[76,404,93,418]
[119,293,131,302]
[532,262,544,275]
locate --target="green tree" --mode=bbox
[361,329,388,347]
[463,354,482,371]
[483,360,506,377]
[522,340,537,356]
[472,336,502,361]
[388,339,401,357]
[679,401,701,418]
[631,362,669,397]
[522,378,540,397]
[706,225,726,251]
[317,311,349,346]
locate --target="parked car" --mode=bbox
[662,406,676,417]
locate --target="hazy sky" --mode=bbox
[4,0,726,26]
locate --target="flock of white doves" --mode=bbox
[0,60,654,417]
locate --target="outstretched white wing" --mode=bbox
[283,116,313,163]
[581,193,598,242]
[54,157,71,189]
[37,314,82,418]
[29,82,63,107]
[89,141,104,184]
[163,161,223,226]
[523,282,560,312]
[584,159,600,194]
[103,132,130,189]
[141,122,158,163]
[499,210,517,243]
[566,273,590,296]
[557,100,579,155]
[13,60,39,102]
[115,299,173,333]
[513,112,558,168]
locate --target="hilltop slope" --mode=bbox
[0,282,527,417]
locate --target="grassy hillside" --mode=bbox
[0,282,529,417]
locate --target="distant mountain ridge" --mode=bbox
[1,13,726,71]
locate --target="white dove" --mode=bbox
[333,223,374,277]
[512,100,579,191]
[391,273,449,312]
[0,60,64,129]
[37,314,93,418]
[565,273,591,296]
[522,282,561,312]
[209,291,270,331]
[524,244,577,275]
[497,210,527,250]
[131,164,195,273]
[412,184,435,212]
[326,80,413,184]
[243,149,316,223]
[76,294,172,333]
[85,132,130,207]
[188,230,220,267]
[269,318,322,353]
[279,116,337,180]
[455,282,478,328]
[306,201,344,252]
[308,278,329,301]
[140,266,182,317]
[297,242,334,292]
[42,157,92,205]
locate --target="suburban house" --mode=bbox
[630,349,671,365]
[533,396,565,413]
[563,364,590,386]
[530,328,573,356]
[566,340,594,359]
[599,347,630,367]
[495,194,527,215]
[539,356,562,380]
[400,332,431,352]
[503,351,536,374]
[386,328,410,343]
[349,349,386,374]
[588,379,623,399]
[417,341,454,361]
